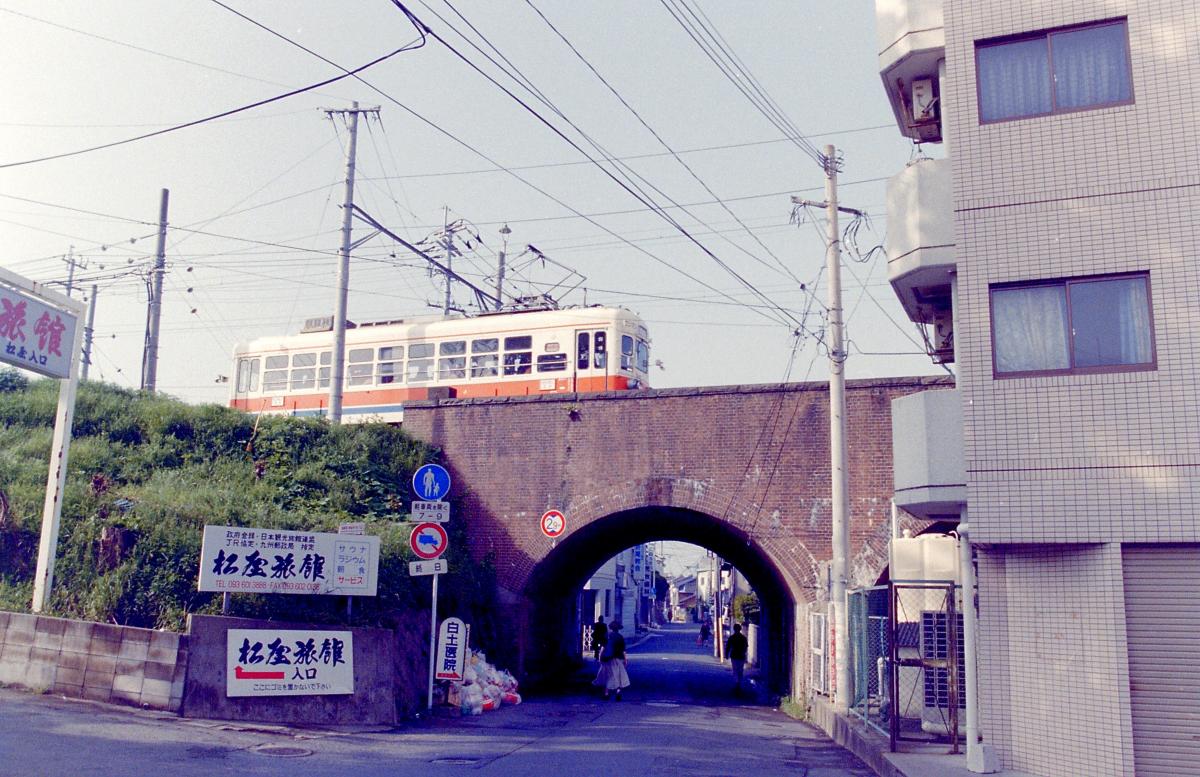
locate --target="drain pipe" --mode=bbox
[957,518,998,773]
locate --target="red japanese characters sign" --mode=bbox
[0,284,78,379]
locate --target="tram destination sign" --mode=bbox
[199,525,380,597]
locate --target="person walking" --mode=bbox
[592,620,630,700]
[590,616,608,663]
[726,623,749,695]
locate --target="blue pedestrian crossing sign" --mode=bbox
[413,464,451,502]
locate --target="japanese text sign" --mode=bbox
[199,525,379,596]
[226,628,354,697]
[0,284,78,379]
[435,617,469,681]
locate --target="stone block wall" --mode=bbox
[0,610,187,711]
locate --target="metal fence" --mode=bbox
[847,581,964,752]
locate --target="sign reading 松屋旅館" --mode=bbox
[226,628,354,697]
[0,283,78,380]
[198,525,380,596]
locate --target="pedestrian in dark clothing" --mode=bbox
[592,621,630,700]
[699,620,711,646]
[726,623,749,693]
[591,616,608,662]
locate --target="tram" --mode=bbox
[229,305,651,423]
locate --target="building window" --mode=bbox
[990,273,1153,376]
[977,19,1132,122]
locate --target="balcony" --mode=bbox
[876,0,945,142]
[891,388,964,519]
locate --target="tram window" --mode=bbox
[620,335,634,370]
[318,367,330,389]
[440,340,466,356]
[292,352,316,368]
[407,359,434,383]
[637,339,650,373]
[410,343,434,359]
[577,333,590,370]
[263,370,288,391]
[348,363,374,386]
[537,353,568,372]
[503,335,532,376]
[472,338,498,353]
[504,335,532,351]
[378,346,403,385]
[594,331,607,369]
[236,358,260,393]
[503,352,531,375]
[470,353,498,377]
[265,355,288,370]
[320,352,331,365]
[439,356,466,380]
[290,368,316,390]
[348,348,372,363]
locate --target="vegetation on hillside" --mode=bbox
[0,372,501,652]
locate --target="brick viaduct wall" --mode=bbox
[403,376,951,603]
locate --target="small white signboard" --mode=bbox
[409,559,448,576]
[410,500,451,523]
[338,522,365,535]
[199,525,379,596]
[227,628,353,697]
[0,282,78,380]
[435,617,470,681]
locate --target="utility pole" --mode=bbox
[496,224,510,310]
[325,102,379,424]
[792,145,866,714]
[440,208,459,317]
[63,246,79,298]
[141,188,169,393]
[82,284,97,380]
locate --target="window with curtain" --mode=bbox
[991,273,1154,376]
[977,19,1131,122]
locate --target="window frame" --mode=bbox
[975,18,1134,125]
[989,271,1156,379]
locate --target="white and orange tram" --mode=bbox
[229,305,651,423]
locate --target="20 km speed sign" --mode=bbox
[540,509,566,538]
[409,522,448,560]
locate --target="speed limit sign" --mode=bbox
[540,509,566,538]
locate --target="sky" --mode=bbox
[0,0,946,408]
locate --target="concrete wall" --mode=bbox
[181,614,397,726]
[0,611,187,711]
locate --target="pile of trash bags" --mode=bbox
[447,649,521,715]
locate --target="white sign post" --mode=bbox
[0,268,88,613]
[226,628,354,697]
[435,617,469,682]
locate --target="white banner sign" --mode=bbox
[435,618,469,681]
[0,283,78,379]
[226,628,353,697]
[199,525,379,596]
[409,559,447,576]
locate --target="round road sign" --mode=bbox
[413,464,451,502]
[410,522,449,560]
[540,509,566,538]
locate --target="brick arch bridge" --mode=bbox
[402,376,949,695]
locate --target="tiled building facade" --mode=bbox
[879,1,1200,774]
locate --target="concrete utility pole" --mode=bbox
[440,208,459,317]
[81,284,97,380]
[141,188,169,393]
[325,102,379,424]
[496,224,510,310]
[63,246,78,298]
[793,145,866,714]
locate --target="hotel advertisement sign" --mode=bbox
[0,283,78,379]
[199,525,379,596]
[226,628,353,697]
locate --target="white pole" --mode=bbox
[81,284,97,381]
[825,144,852,714]
[142,188,169,393]
[329,102,362,425]
[427,572,439,711]
[958,519,998,772]
[32,313,86,612]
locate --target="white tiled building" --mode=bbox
[878,1,1200,775]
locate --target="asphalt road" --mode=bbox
[0,623,874,777]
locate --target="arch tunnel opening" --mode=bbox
[520,505,803,699]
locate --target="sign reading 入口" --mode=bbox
[198,525,380,596]
[0,283,78,379]
[226,628,354,697]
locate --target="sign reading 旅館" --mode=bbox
[0,283,78,380]
[199,525,380,597]
[227,628,354,697]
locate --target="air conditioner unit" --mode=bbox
[930,307,954,364]
[908,77,942,143]
[920,610,965,734]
